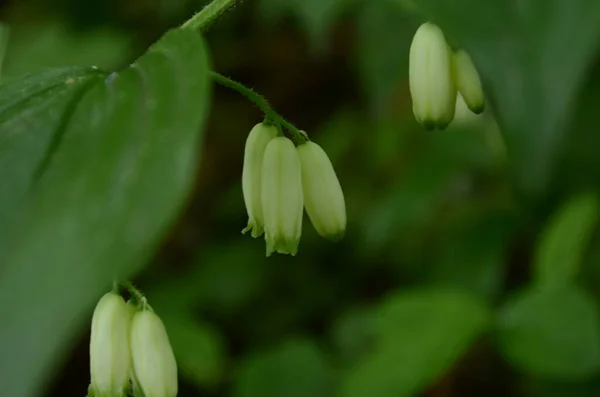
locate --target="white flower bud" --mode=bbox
[90,292,132,397]
[409,22,456,130]
[261,137,304,256]
[297,141,346,241]
[242,123,277,238]
[130,310,178,397]
[453,49,485,114]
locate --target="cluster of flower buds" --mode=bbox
[88,291,177,397]
[409,22,485,130]
[241,123,346,256]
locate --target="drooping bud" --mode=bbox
[409,22,456,130]
[130,309,178,397]
[89,292,133,397]
[297,141,346,241]
[242,123,278,238]
[453,49,485,114]
[261,137,304,256]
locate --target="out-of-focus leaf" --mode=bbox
[534,193,599,289]
[3,22,133,82]
[162,314,226,389]
[330,306,377,366]
[0,29,211,397]
[414,0,600,196]
[258,0,355,52]
[425,211,514,301]
[193,241,269,311]
[496,286,600,380]
[340,289,490,397]
[360,127,497,254]
[356,0,417,112]
[0,66,104,249]
[527,376,600,397]
[233,338,336,397]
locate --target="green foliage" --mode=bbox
[496,286,600,380]
[2,0,600,396]
[534,193,600,288]
[415,0,600,195]
[233,338,335,397]
[2,22,133,82]
[163,314,226,388]
[0,29,211,397]
[0,66,102,249]
[340,289,490,397]
[258,0,355,53]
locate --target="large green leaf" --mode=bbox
[534,193,599,289]
[0,66,104,248]
[233,338,336,397]
[496,286,600,380]
[414,0,600,195]
[0,28,211,397]
[340,289,490,397]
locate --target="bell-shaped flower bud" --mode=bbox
[130,309,178,397]
[409,22,456,130]
[242,123,278,238]
[297,141,346,241]
[90,292,133,397]
[453,49,485,114]
[261,137,303,256]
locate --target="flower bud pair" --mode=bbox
[261,138,347,254]
[89,292,177,397]
[409,22,485,130]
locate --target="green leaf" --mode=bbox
[496,286,600,380]
[425,211,514,302]
[340,289,490,397]
[258,0,355,53]
[356,0,418,112]
[0,28,211,397]
[0,66,104,249]
[234,338,336,397]
[162,314,227,389]
[414,0,600,195]
[330,306,377,366]
[2,22,133,83]
[534,193,599,288]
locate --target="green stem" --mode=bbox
[181,0,243,32]
[120,281,149,310]
[210,71,308,144]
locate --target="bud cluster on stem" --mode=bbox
[88,286,178,397]
[409,21,485,130]
[241,122,346,256]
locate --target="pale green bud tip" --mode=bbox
[130,310,178,397]
[409,22,456,130]
[242,220,264,238]
[261,137,304,257]
[242,123,278,239]
[297,141,346,241]
[265,233,299,257]
[90,292,132,397]
[453,49,485,114]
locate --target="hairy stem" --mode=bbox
[210,71,308,144]
[181,0,243,32]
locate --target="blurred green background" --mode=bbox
[3,0,600,396]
